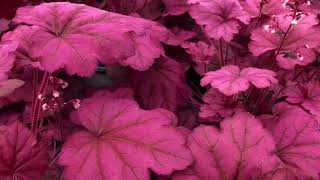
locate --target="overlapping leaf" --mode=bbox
[270,103,320,178]
[59,92,193,180]
[0,41,18,80]
[173,111,280,179]
[249,14,320,69]
[283,81,320,118]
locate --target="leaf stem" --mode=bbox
[32,71,50,132]
[219,39,224,67]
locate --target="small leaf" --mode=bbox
[0,79,25,97]
[201,65,277,96]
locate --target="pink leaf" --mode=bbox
[0,122,48,179]
[59,94,193,180]
[0,41,18,81]
[271,103,320,178]
[201,65,277,96]
[130,57,191,112]
[187,0,250,42]
[12,2,171,76]
[241,67,278,88]
[174,111,280,179]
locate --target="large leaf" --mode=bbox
[130,57,191,112]
[271,103,320,178]
[0,122,48,179]
[201,65,278,96]
[11,2,171,76]
[187,0,250,42]
[173,111,280,179]
[59,92,193,180]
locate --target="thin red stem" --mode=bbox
[219,39,224,67]
[32,72,50,132]
[32,69,38,113]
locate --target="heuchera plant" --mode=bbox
[0,0,320,179]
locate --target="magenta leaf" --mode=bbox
[201,65,277,96]
[162,0,190,16]
[130,57,191,112]
[0,122,48,179]
[174,111,280,179]
[187,0,250,42]
[199,89,240,121]
[0,41,18,81]
[59,93,193,180]
[182,41,217,65]
[0,19,10,34]
[283,81,320,118]
[271,103,320,178]
[12,2,171,76]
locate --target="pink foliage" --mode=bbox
[0,0,319,179]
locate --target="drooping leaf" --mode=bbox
[0,79,25,97]
[130,57,191,112]
[187,0,250,42]
[0,122,48,180]
[270,103,320,178]
[12,2,171,76]
[201,65,277,96]
[59,93,193,180]
[173,111,280,179]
